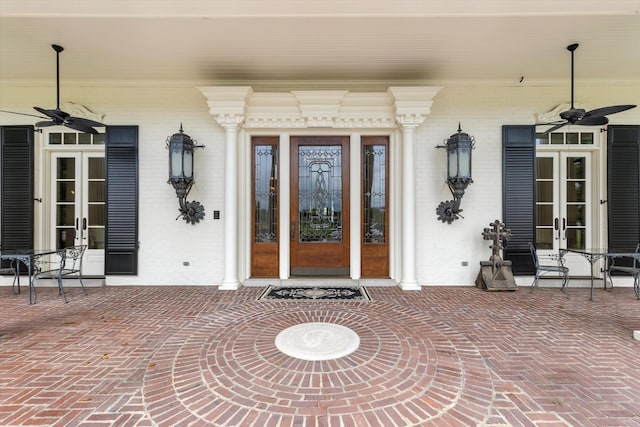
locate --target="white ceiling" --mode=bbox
[1,0,639,88]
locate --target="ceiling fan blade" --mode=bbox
[542,122,568,135]
[35,120,59,128]
[576,116,608,126]
[33,106,68,122]
[0,109,50,119]
[583,104,637,119]
[66,116,105,128]
[64,122,98,134]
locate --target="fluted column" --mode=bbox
[198,86,252,290]
[388,87,442,290]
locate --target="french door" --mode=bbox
[536,151,592,276]
[51,152,105,276]
[290,136,350,276]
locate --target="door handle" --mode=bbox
[82,218,87,230]
[562,218,567,240]
[75,217,79,231]
[290,221,295,241]
[554,218,559,240]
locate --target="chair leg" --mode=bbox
[58,277,68,303]
[634,275,639,300]
[561,273,569,298]
[531,274,539,292]
[78,275,87,295]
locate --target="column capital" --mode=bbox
[198,86,253,128]
[387,86,442,128]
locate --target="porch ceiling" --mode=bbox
[0,0,639,88]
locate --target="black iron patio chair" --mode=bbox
[607,243,640,300]
[529,242,569,295]
[33,245,87,303]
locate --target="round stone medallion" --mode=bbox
[275,322,360,361]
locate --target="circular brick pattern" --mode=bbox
[143,300,493,426]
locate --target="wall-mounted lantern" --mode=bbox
[166,124,206,224]
[435,123,475,224]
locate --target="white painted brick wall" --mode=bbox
[2,82,639,287]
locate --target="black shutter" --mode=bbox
[502,125,536,274]
[105,126,138,275]
[607,125,640,266]
[1,126,34,264]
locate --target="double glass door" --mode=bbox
[536,151,591,276]
[51,152,105,276]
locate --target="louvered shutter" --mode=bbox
[105,126,138,274]
[502,125,536,274]
[607,125,640,267]
[1,126,34,269]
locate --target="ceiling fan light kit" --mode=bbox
[539,43,636,135]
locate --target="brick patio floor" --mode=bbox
[1,284,639,426]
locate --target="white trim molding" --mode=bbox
[198,86,442,290]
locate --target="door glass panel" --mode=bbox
[56,205,75,227]
[87,157,106,250]
[566,157,585,179]
[298,145,342,243]
[254,144,278,243]
[535,157,555,250]
[536,157,553,179]
[536,229,554,250]
[57,157,75,179]
[57,182,75,202]
[363,145,386,243]
[88,228,105,250]
[55,157,76,250]
[56,229,76,248]
[536,182,553,202]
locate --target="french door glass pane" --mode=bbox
[298,145,342,243]
[536,157,553,179]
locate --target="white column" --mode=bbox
[400,125,420,290]
[350,133,361,280]
[388,87,442,291]
[279,133,290,280]
[198,86,252,290]
[220,124,240,289]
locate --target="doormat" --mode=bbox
[258,286,371,301]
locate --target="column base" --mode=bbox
[218,281,240,290]
[399,281,421,291]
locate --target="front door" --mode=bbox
[535,151,592,276]
[51,151,105,276]
[290,136,350,276]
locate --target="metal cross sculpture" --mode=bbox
[476,219,517,291]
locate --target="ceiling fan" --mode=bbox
[0,44,105,134]
[540,43,636,134]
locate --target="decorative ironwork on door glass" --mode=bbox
[254,144,278,243]
[298,146,342,243]
[363,145,386,243]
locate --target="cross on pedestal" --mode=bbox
[481,219,512,260]
[476,219,517,291]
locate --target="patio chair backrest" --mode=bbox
[61,245,86,274]
[528,242,540,269]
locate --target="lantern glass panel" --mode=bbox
[458,146,471,178]
[170,143,183,178]
[183,149,193,179]
[447,146,458,179]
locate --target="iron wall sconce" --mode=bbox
[435,124,475,224]
[166,124,206,224]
